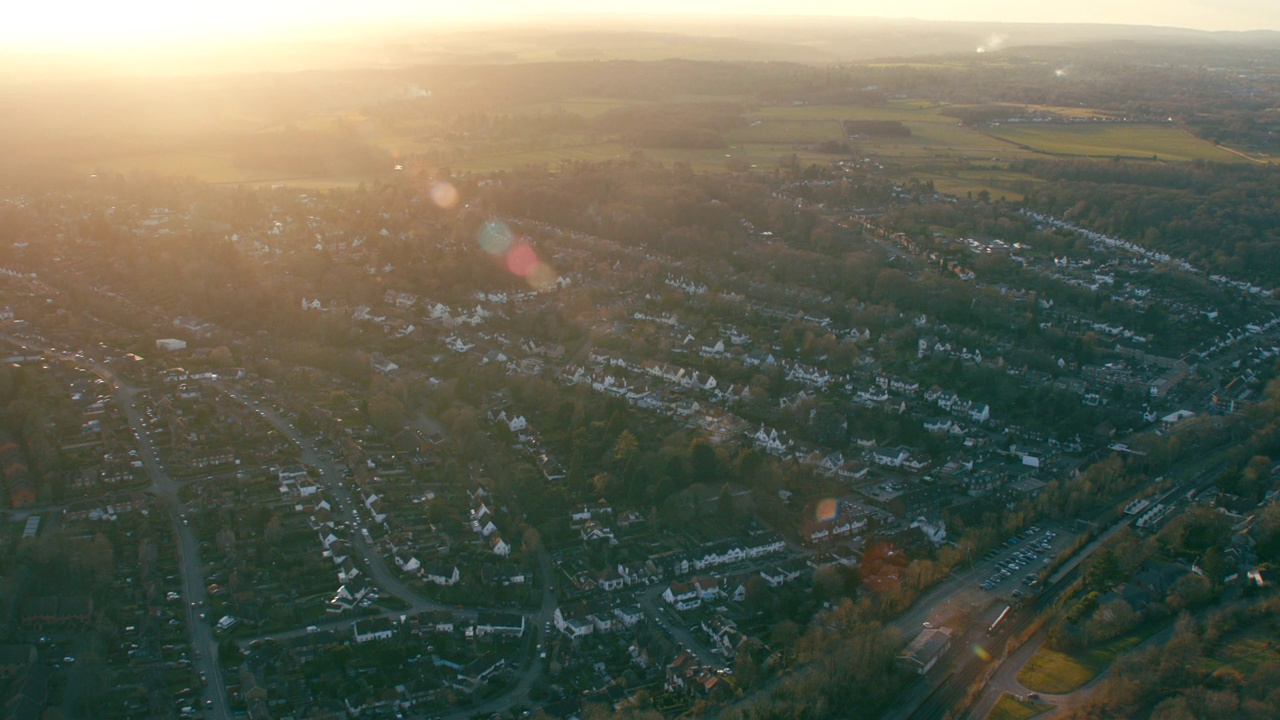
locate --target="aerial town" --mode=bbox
[4,13,1280,720]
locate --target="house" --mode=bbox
[338,558,362,584]
[692,576,722,600]
[474,611,525,637]
[872,447,912,468]
[353,617,397,644]
[490,535,511,557]
[923,418,952,434]
[662,581,701,611]
[327,580,371,613]
[1247,566,1279,588]
[555,598,622,638]
[494,412,527,433]
[481,565,529,586]
[423,564,460,586]
[613,605,644,627]
[597,567,626,592]
[969,403,990,423]
[911,516,947,545]
[799,521,830,545]
[370,353,399,375]
[19,596,92,626]
[693,540,746,570]
[750,425,793,456]
[745,533,786,558]
[395,555,421,574]
[1161,410,1196,430]
[580,520,617,544]
[455,653,506,693]
[701,614,750,659]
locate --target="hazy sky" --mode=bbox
[7,1,1276,51]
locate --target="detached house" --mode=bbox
[750,426,793,456]
[490,535,511,557]
[423,564,460,586]
[663,581,701,611]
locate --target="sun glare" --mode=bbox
[5,1,1278,53]
[5,1,474,52]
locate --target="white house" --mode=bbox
[353,617,397,644]
[474,611,525,637]
[662,581,701,611]
[423,564,460,586]
[490,535,511,557]
[969,403,990,423]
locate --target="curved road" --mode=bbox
[218,383,560,719]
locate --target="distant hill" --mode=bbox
[3,16,1279,81]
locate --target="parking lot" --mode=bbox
[973,524,1071,601]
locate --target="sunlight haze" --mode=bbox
[6,0,1278,51]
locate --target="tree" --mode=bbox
[521,527,543,558]
[367,393,406,435]
[209,345,234,365]
[717,483,736,525]
[690,439,718,485]
[611,430,639,467]
[1086,548,1122,590]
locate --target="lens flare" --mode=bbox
[816,498,837,522]
[505,242,540,277]
[972,645,991,661]
[527,262,556,291]
[430,181,459,209]
[478,220,514,256]
[480,220,558,290]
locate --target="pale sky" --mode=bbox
[5,1,1276,51]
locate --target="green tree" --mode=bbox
[690,439,718,485]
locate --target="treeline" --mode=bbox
[842,119,910,137]
[225,123,392,177]
[1017,158,1280,286]
[1062,599,1280,720]
[595,102,746,149]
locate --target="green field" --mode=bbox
[731,118,844,144]
[1017,647,1096,694]
[64,96,1234,184]
[509,94,753,118]
[449,142,632,173]
[985,693,1051,720]
[75,153,375,189]
[748,103,1025,160]
[1019,622,1166,694]
[985,123,1245,162]
[449,134,839,174]
[919,169,1042,202]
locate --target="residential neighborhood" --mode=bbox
[5,32,1280,720]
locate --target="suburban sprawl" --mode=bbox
[5,22,1280,720]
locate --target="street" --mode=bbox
[105,364,231,720]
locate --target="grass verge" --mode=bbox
[985,692,1051,720]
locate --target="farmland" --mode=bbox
[984,122,1246,163]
